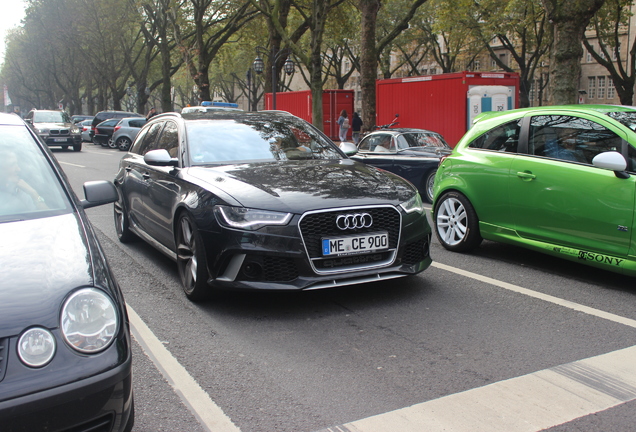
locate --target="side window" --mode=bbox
[529,115,622,164]
[130,119,146,128]
[133,122,163,155]
[364,134,392,152]
[156,121,179,157]
[469,120,521,152]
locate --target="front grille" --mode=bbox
[50,129,70,136]
[402,238,428,265]
[63,413,113,432]
[299,206,401,273]
[0,338,7,382]
[262,256,299,281]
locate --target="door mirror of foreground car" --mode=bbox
[339,141,358,156]
[144,149,179,167]
[592,151,630,179]
[81,180,118,209]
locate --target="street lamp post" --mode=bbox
[253,47,295,110]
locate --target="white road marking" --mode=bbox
[318,263,636,432]
[322,345,636,432]
[58,161,85,168]
[126,304,241,432]
[432,262,636,328]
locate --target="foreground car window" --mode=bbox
[528,115,623,164]
[468,120,521,152]
[185,117,342,164]
[0,125,70,221]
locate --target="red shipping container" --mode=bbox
[376,71,520,146]
[264,89,354,141]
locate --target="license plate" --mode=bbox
[54,138,68,142]
[322,232,389,256]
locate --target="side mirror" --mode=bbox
[144,149,179,167]
[592,151,629,178]
[81,180,118,209]
[339,141,358,156]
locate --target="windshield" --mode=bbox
[185,116,343,165]
[33,111,70,123]
[606,111,636,131]
[0,125,72,222]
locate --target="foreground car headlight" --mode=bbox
[214,205,292,230]
[400,193,425,214]
[61,288,118,354]
[18,327,56,367]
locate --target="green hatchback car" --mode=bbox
[432,104,636,276]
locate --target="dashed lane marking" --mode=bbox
[58,161,85,168]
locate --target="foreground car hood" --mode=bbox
[0,213,93,335]
[187,159,416,212]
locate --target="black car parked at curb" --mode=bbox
[0,112,134,432]
[114,110,432,301]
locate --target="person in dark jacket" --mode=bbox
[351,112,363,144]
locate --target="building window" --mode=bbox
[499,53,506,69]
[588,77,596,99]
[607,77,615,99]
[529,81,536,101]
[598,76,606,99]
[491,59,497,69]
[587,48,592,62]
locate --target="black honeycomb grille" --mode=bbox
[402,238,427,265]
[299,207,401,258]
[262,256,299,281]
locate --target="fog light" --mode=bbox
[18,327,56,367]
[243,262,262,278]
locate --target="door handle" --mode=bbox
[516,171,536,180]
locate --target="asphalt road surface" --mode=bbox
[53,143,636,432]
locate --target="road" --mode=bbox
[53,143,636,432]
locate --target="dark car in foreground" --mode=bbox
[24,109,82,151]
[342,128,452,203]
[433,104,636,277]
[0,113,134,431]
[114,110,432,301]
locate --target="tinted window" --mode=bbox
[133,122,163,155]
[185,117,342,164]
[129,119,146,128]
[529,115,622,164]
[0,125,71,221]
[469,120,521,152]
[156,121,179,157]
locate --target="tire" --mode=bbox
[117,137,132,151]
[423,169,437,203]
[176,213,209,301]
[73,142,82,152]
[434,191,482,252]
[108,137,117,149]
[114,194,136,243]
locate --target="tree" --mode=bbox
[358,0,428,131]
[541,0,606,104]
[584,0,636,105]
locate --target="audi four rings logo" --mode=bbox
[336,213,373,230]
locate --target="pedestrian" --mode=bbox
[337,110,349,142]
[351,112,363,144]
[146,107,157,120]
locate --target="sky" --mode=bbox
[1,0,27,66]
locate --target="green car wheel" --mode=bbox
[434,191,482,252]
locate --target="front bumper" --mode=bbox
[41,135,81,147]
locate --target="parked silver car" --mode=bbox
[79,119,93,142]
[112,117,147,151]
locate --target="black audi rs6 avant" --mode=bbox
[114,110,432,300]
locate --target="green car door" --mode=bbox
[508,113,635,259]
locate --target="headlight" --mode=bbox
[214,205,292,230]
[400,193,425,214]
[61,288,118,354]
[18,327,56,367]
[71,126,80,134]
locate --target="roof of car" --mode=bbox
[0,112,27,126]
[155,110,298,122]
[366,128,442,135]
[472,104,636,125]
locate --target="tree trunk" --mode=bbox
[542,0,605,105]
[359,0,381,131]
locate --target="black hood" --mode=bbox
[0,213,93,335]
[186,159,417,213]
